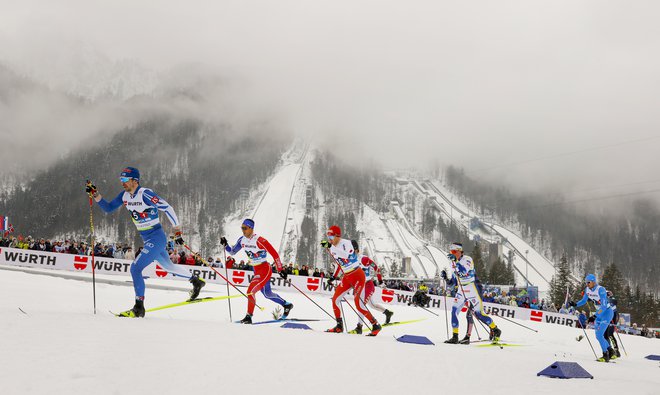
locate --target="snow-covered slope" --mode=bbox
[418,179,557,291]
[2,269,658,394]
[223,143,307,259]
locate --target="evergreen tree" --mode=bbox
[470,242,488,282]
[600,262,624,299]
[549,253,573,308]
[489,257,511,285]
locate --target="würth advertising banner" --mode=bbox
[0,247,577,327]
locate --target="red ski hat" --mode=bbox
[327,225,341,237]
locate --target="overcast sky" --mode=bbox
[1,0,660,201]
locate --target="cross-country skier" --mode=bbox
[570,274,616,362]
[322,225,382,336]
[444,272,485,344]
[350,249,394,334]
[442,242,501,344]
[220,219,292,324]
[86,167,205,317]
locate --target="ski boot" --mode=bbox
[188,275,206,301]
[281,303,294,319]
[444,333,459,344]
[326,318,344,333]
[615,348,621,358]
[118,299,145,318]
[384,309,394,325]
[239,314,253,324]
[597,351,611,363]
[458,335,471,345]
[349,323,363,335]
[491,327,502,343]
[366,322,381,336]
[608,347,618,360]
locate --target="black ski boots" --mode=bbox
[326,318,344,333]
[366,322,381,336]
[282,303,294,319]
[118,299,145,318]
[384,309,394,325]
[491,327,502,343]
[444,333,459,344]
[189,275,206,301]
[350,323,363,335]
[597,351,611,363]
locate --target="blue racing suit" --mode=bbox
[576,284,614,352]
[97,186,192,299]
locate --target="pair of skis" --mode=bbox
[110,294,242,316]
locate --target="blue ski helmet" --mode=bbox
[585,273,597,283]
[120,167,140,181]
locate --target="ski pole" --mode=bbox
[467,302,483,341]
[86,181,97,315]
[287,281,335,319]
[181,243,264,311]
[443,279,449,340]
[615,328,628,356]
[409,302,440,317]
[342,296,372,331]
[339,299,348,334]
[222,248,233,322]
[494,313,539,333]
[578,320,599,359]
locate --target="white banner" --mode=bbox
[0,247,577,327]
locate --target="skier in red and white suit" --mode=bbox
[221,218,293,324]
[322,225,381,336]
[349,251,394,334]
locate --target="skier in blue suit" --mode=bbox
[86,167,205,317]
[571,273,615,362]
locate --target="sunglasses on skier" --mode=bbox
[120,177,133,183]
[241,226,249,231]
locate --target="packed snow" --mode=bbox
[1,267,658,395]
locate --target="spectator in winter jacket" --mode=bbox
[124,247,135,261]
[213,257,223,268]
[313,268,321,277]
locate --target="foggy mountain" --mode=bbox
[0,65,290,252]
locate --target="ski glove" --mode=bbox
[569,301,576,307]
[327,276,337,286]
[441,269,448,280]
[587,315,596,324]
[279,271,288,280]
[447,253,457,262]
[85,180,98,197]
[220,237,228,247]
[320,240,331,248]
[174,231,185,246]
